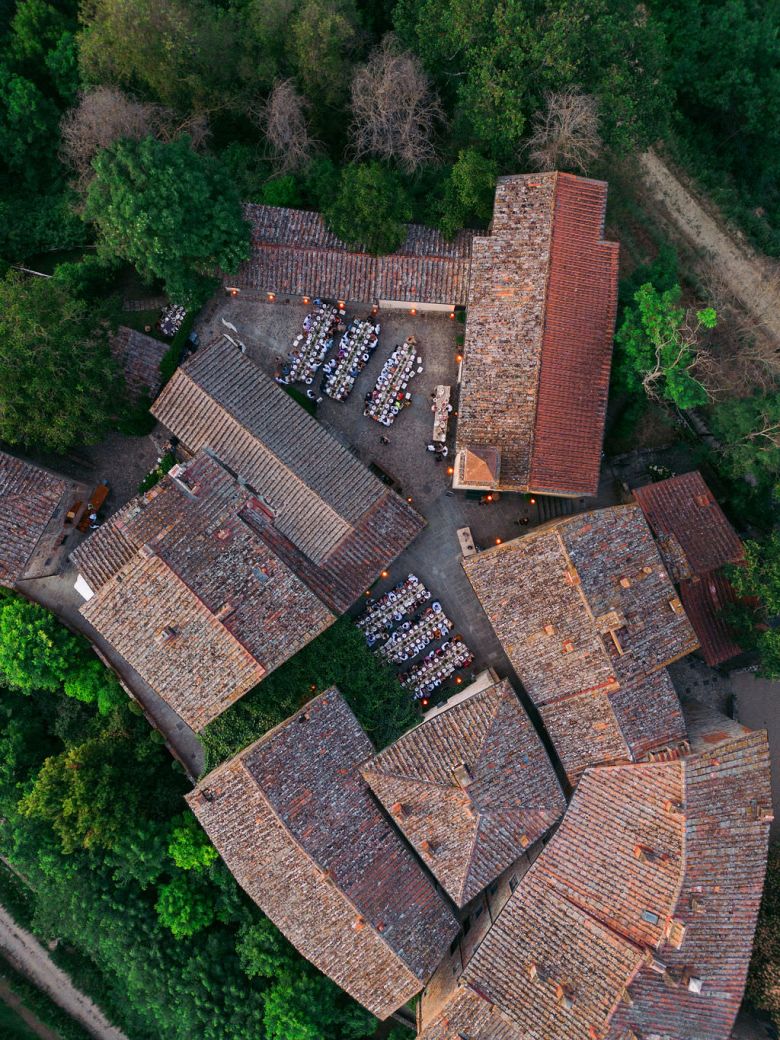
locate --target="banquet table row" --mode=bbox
[364,336,422,426]
[377,604,452,664]
[399,638,474,698]
[323,318,380,401]
[285,304,342,384]
[357,574,431,642]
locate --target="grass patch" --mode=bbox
[200,618,417,772]
[118,309,167,342]
[282,383,316,415]
[138,450,177,493]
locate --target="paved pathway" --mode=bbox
[0,904,129,1040]
[639,149,780,346]
[732,670,780,841]
[17,568,204,779]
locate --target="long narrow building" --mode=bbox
[453,172,619,497]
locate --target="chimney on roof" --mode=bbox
[352,915,366,931]
[665,919,686,949]
[555,984,574,1011]
[420,839,436,855]
[156,625,177,644]
[668,596,684,614]
[390,802,406,820]
[689,895,705,914]
[664,799,683,815]
[452,762,473,788]
[527,961,538,981]
[633,843,656,863]
[694,493,711,508]
[619,576,631,589]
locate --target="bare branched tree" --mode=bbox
[260,79,316,174]
[349,35,444,173]
[527,88,601,173]
[60,87,210,189]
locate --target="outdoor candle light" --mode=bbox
[303,296,310,304]
[456,354,463,363]
[447,466,454,475]
[455,676,463,685]
[495,537,502,545]
[267,292,276,302]
[381,570,389,578]
[450,311,455,319]
[230,288,238,297]
[410,307,417,316]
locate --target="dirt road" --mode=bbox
[638,149,780,346]
[0,904,129,1040]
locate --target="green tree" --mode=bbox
[62,658,126,716]
[155,873,216,939]
[85,136,250,306]
[324,162,411,254]
[615,283,716,409]
[0,65,59,189]
[0,272,118,452]
[287,0,360,111]
[19,732,150,853]
[167,813,218,872]
[438,149,498,237]
[708,390,780,490]
[0,598,84,694]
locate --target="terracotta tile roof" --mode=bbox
[528,174,619,495]
[462,505,697,782]
[187,688,459,1018]
[455,173,618,496]
[634,472,745,666]
[0,450,86,586]
[231,205,474,304]
[633,472,744,576]
[109,326,167,401]
[361,678,565,907]
[151,337,424,598]
[680,571,743,667]
[419,725,772,1040]
[74,451,335,730]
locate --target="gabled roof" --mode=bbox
[633,471,744,576]
[74,451,334,730]
[0,450,83,586]
[187,688,459,1019]
[455,172,618,496]
[419,725,772,1040]
[361,679,565,907]
[232,204,474,304]
[109,326,167,401]
[634,472,745,666]
[151,337,424,609]
[462,505,697,782]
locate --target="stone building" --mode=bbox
[361,677,565,907]
[225,172,618,498]
[0,450,88,587]
[187,687,459,1018]
[417,705,772,1040]
[634,471,745,666]
[463,505,699,784]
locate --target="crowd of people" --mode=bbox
[399,637,474,699]
[364,336,421,426]
[377,603,452,665]
[357,574,431,644]
[323,318,380,401]
[278,303,344,385]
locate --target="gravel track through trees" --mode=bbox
[639,149,780,346]
[0,904,129,1040]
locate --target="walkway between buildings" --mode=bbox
[16,568,205,779]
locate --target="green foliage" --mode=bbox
[201,618,417,769]
[0,191,86,264]
[138,451,177,493]
[324,162,412,255]
[85,136,250,307]
[167,813,218,872]
[51,254,120,302]
[0,64,59,190]
[286,0,360,111]
[723,532,780,677]
[708,391,780,491]
[62,658,125,716]
[260,174,303,207]
[615,283,714,410]
[0,272,119,452]
[0,598,85,694]
[438,149,498,237]
[155,873,216,939]
[394,0,672,161]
